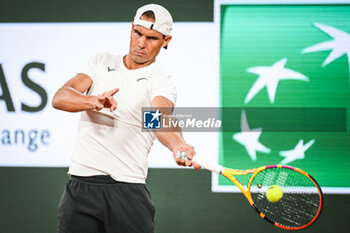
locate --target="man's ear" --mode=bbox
[163,35,172,49]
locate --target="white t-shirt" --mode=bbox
[68,52,177,183]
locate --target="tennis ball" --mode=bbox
[266,185,283,203]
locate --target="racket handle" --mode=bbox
[192,155,224,174]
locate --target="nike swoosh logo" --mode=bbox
[137,78,148,82]
[107,67,115,72]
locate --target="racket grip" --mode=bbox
[192,155,224,174]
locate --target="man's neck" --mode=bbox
[123,54,155,70]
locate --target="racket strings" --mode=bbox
[249,167,322,229]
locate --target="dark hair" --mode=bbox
[141,10,155,21]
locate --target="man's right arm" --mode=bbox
[52,73,118,112]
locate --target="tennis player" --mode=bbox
[52,4,199,233]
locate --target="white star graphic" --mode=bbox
[232,110,271,161]
[244,58,309,104]
[279,139,315,164]
[302,23,350,81]
[151,110,161,122]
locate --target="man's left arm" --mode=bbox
[152,96,200,169]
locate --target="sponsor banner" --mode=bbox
[216,2,350,193]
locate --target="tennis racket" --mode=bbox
[177,152,323,230]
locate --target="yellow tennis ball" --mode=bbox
[266,185,283,203]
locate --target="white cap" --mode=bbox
[133,4,173,36]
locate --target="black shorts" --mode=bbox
[57,175,155,233]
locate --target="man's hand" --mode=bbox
[94,88,119,112]
[173,143,200,170]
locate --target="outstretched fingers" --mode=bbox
[109,89,118,111]
[97,88,119,111]
[107,88,119,96]
[105,88,119,111]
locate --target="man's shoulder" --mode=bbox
[92,52,122,63]
[151,62,171,79]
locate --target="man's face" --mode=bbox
[129,17,171,66]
